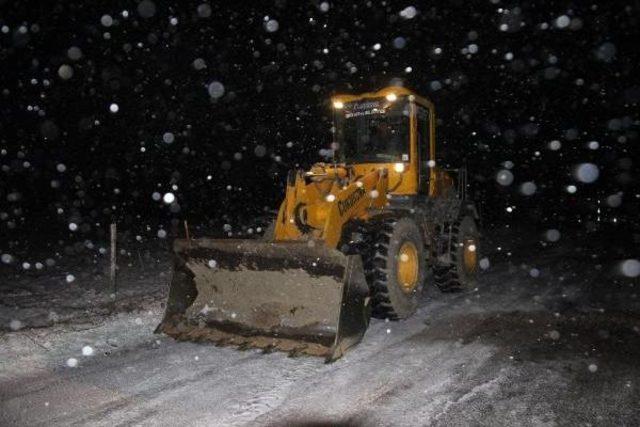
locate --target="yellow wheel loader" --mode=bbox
[157,87,480,361]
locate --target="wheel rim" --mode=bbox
[463,238,478,274]
[397,241,419,293]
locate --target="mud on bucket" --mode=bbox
[157,239,371,361]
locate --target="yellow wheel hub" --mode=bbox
[463,238,478,274]
[397,241,419,293]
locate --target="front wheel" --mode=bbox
[363,217,426,320]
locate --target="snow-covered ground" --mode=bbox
[1,228,639,426]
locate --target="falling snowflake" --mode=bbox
[57,64,73,80]
[620,260,640,278]
[207,81,225,99]
[554,15,571,29]
[67,46,82,60]
[393,37,407,49]
[162,132,175,144]
[496,170,514,186]
[606,194,622,208]
[197,3,212,18]
[545,229,561,242]
[399,6,417,20]
[193,58,207,70]
[254,145,267,157]
[163,192,176,204]
[264,18,279,33]
[574,163,599,183]
[9,319,23,331]
[137,0,156,19]
[100,14,113,27]
[520,181,537,196]
[548,140,562,150]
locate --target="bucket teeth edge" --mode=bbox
[158,318,335,358]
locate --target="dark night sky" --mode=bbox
[0,1,638,248]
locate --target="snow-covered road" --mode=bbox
[1,230,639,426]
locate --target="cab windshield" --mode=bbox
[335,97,410,163]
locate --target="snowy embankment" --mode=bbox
[0,304,161,380]
[0,240,170,380]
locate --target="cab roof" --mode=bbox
[331,86,434,109]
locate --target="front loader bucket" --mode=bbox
[156,239,370,362]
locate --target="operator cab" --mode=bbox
[334,95,411,164]
[331,87,436,196]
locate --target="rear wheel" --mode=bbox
[363,217,426,319]
[434,216,479,292]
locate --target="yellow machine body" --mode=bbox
[273,86,454,249]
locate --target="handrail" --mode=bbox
[442,166,467,200]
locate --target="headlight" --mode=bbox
[393,162,405,173]
[385,93,397,102]
[333,101,344,109]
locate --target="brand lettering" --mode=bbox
[338,187,366,216]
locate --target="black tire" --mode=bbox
[363,217,426,320]
[434,216,480,292]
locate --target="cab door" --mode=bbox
[416,106,430,194]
